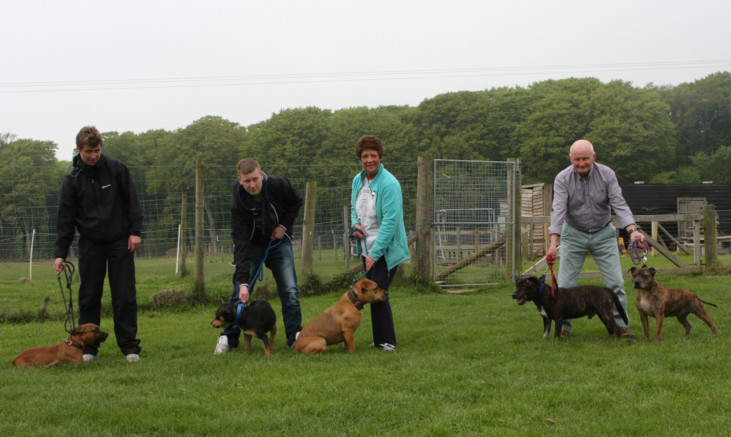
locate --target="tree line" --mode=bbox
[1,73,730,259]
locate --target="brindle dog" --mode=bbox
[630,264,717,341]
[512,275,628,339]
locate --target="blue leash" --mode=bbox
[233,239,282,326]
[248,239,282,293]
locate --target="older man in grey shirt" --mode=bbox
[546,139,646,339]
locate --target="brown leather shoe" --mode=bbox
[560,329,570,339]
[620,327,636,340]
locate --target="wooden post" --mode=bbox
[651,221,658,256]
[178,193,188,277]
[193,161,205,298]
[703,204,718,269]
[692,219,701,267]
[507,158,521,281]
[343,206,351,269]
[301,181,316,277]
[415,156,433,279]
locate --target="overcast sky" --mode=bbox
[3,0,731,160]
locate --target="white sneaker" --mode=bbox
[378,343,396,352]
[82,354,96,362]
[126,354,140,362]
[214,336,230,355]
[369,343,396,351]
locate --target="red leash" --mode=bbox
[545,254,558,299]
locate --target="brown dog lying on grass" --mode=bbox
[630,264,718,341]
[12,323,108,367]
[293,278,387,354]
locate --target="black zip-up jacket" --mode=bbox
[54,154,143,259]
[231,173,302,285]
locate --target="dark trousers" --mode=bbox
[363,257,398,346]
[222,238,303,347]
[77,237,141,355]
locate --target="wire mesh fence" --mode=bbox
[432,159,520,286]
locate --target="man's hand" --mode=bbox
[128,235,142,252]
[54,258,66,274]
[630,230,646,242]
[546,234,559,263]
[270,225,286,240]
[238,284,250,303]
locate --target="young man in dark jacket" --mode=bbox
[214,158,304,353]
[54,126,143,362]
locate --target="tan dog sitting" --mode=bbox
[630,265,718,341]
[13,323,109,367]
[293,278,387,354]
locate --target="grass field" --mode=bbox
[1,256,729,436]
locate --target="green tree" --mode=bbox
[690,145,731,183]
[514,78,601,182]
[0,139,62,257]
[659,72,731,165]
[586,80,676,182]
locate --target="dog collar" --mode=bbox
[347,287,364,311]
[538,274,546,296]
[63,338,83,350]
[233,303,245,326]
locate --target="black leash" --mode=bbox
[57,262,77,334]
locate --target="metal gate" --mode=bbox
[433,159,520,287]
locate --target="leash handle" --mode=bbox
[349,226,369,256]
[58,261,77,334]
[628,238,650,265]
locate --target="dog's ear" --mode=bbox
[649,267,656,276]
[629,267,637,273]
[70,326,84,335]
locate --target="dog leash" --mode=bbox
[349,226,369,256]
[248,239,282,295]
[57,261,77,334]
[544,254,558,299]
[628,237,650,265]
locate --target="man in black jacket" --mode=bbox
[215,158,304,353]
[54,126,143,362]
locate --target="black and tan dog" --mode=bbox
[211,300,277,356]
[512,275,628,339]
[293,278,387,354]
[630,264,718,341]
[13,323,108,367]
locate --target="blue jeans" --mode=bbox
[221,238,302,347]
[557,223,630,332]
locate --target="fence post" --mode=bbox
[703,204,718,269]
[343,206,351,269]
[193,161,205,298]
[415,156,433,280]
[301,181,317,277]
[178,193,188,277]
[507,158,521,281]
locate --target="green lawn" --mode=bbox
[1,257,729,436]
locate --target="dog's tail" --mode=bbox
[610,290,629,325]
[698,297,718,308]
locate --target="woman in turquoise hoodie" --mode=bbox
[350,135,410,351]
